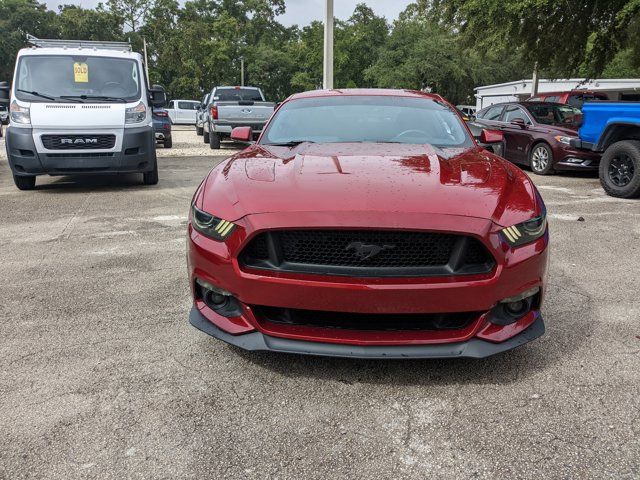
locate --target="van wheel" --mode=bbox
[599,140,640,198]
[143,158,159,185]
[530,143,554,175]
[209,132,221,149]
[196,126,203,136]
[203,130,210,144]
[13,175,36,190]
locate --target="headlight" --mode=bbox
[554,135,576,145]
[191,204,236,241]
[125,102,147,124]
[10,101,30,124]
[501,214,547,247]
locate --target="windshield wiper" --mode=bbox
[16,89,57,101]
[263,140,315,147]
[59,95,127,103]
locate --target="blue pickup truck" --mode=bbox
[572,102,640,198]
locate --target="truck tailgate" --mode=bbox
[215,101,275,124]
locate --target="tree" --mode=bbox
[0,0,59,81]
[365,6,529,104]
[429,0,640,77]
[335,3,389,88]
[105,0,154,32]
[57,5,123,41]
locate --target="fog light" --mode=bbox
[195,278,242,318]
[565,157,585,164]
[504,300,528,317]
[490,287,540,326]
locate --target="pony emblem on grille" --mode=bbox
[346,242,395,261]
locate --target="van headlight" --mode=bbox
[191,205,236,241]
[501,214,547,247]
[10,101,30,124]
[125,102,147,124]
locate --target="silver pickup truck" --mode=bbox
[203,86,276,149]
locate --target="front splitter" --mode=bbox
[189,306,544,359]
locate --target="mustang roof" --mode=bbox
[287,88,444,102]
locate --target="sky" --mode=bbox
[44,0,413,26]
[278,0,412,26]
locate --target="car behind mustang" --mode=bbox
[187,89,549,359]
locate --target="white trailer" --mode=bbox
[474,78,640,110]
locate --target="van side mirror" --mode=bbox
[149,84,166,107]
[0,81,10,104]
[231,126,253,143]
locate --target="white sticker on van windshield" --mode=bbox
[73,62,89,83]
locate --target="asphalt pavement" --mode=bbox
[0,132,638,479]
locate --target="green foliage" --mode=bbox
[602,49,640,78]
[429,0,640,77]
[57,5,123,41]
[0,0,59,80]
[364,15,527,104]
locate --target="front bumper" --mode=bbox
[5,126,156,176]
[190,306,545,359]
[187,211,549,357]
[555,147,601,171]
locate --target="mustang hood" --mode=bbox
[200,143,538,227]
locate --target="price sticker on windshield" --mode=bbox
[73,62,89,83]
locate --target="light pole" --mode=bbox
[323,0,334,90]
[240,57,245,87]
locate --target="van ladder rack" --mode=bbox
[26,34,132,51]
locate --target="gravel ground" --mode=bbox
[0,130,639,479]
[156,126,242,158]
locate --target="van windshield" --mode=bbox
[15,55,141,103]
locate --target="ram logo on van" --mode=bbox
[60,138,98,145]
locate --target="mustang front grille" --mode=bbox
[240,230,495,277]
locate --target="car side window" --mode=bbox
[503,106,531,124]
[480,105,504,121]
[167,100,174,109]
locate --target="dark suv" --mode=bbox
[472,101,601,175]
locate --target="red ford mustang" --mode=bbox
[187,89,549,358]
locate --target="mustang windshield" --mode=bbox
[526,104,582,127]
[15,55,141,103]
[261,96,473,148]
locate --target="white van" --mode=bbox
[166,99,200,125]
[0,35,166,190]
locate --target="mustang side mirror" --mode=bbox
[148,84,166,108]
[480,129,503,144]
[511,118,527,129]
[0,81,10,104]
[231,126,253,143]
